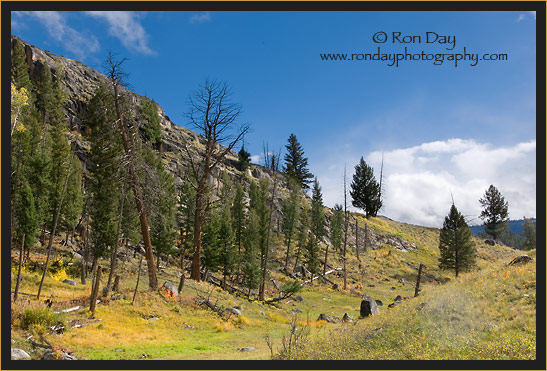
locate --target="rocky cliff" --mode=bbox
[11,35,421,254]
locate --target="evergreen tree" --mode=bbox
[85,85,123,261]
[521,218,536,251]
[177,177,197,263]
[479,185,509,240]
[283,134,313,189]
[237,145,251,171]
[232,183,245,259]
[294,202,309,271]
[282,181,300,268]
[60,157,84,241]
[218,196,236,289]
[242,208,261,296]
[14,179,40,253]
[438,204,476,277]
[307,178,324,278]
[350,157,382,218]
[35,64,55,125]
[139,97,162,144]
[11,40,33,94]
[331,203,344,253]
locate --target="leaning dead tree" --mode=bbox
[104,53,157,290]
[184,79,249,282]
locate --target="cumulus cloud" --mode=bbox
[317,139,536,228]
[12,11,99,60]
[189,11,211,24]
[85,11,155,55]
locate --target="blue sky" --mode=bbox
[11,10,537,227]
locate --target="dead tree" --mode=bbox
[89,266,102,318]
[415,264,425,297]
[343,165,348,290]
[105,53,157,290]
[14,234,25,301]
[132,253,144,305]
[103,184,126,299]
[184,79,249,282]
[259,145,281,301]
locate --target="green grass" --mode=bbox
[10,220,534,360]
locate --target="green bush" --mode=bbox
[21,307,65,330]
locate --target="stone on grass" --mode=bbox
[63,279,77,286]
[342,313,353,322]
[508,255,533,266]
[360,295,379,317]
[225,307,241,316]
[162,281,178,297]
[11,348,31,360]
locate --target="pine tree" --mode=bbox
[14,179,40,254]
[521,218,536,251]
[11,40,33,95]
[232,183,245,261]
[330,203,344,254]
[283,134,313,189]
[242,208,261,296]
[177,176,196,267]
[350,157,382,218]
[139,97,162,145]
[307,178,324,278]
[85,85,123,262]
[479,185,509,240]
[60,157,83,242]
[282,181,300,268]
[35,64,55,125]
[237,145,251,171]
[438,204,476,277]
[294,202,309,271]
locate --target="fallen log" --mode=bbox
[301,268,341,286]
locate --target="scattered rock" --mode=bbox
[225,307,241,316]
[332,283,339,290]
[487,323,500,330]
[484,239,496,246]
[390,286,396,290]
[416,302,430,311]
[11,348,31,360]
[375,300,384,306]
[399,278,406,285]
[388,296,402,308]
[317,313,335,323]
[294,295,303,302]
[162,281,178,297]
[508,255,533,266]
[294,308,303,313]
[360,295,379,317]
[63,279,77,286]
[239,347,256,352]
[342,313,353,322]
[368,284,375,287]
[331,316,342,324]
[40,349,77,360]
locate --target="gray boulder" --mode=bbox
[484,239,496,246]
[360,295,379,317]
[41,349,77,360]
[11,348,31,360]
[375,299,384,306]
[225,307,241,316]
[162,281,178,297]
[342,313,353,322]
[63,279,77,286]
[239,347,255,352]
[317,313,335,323]
[508,255,533,266]
[388,295,402,308]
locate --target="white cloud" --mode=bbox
[529,11,536,20]
[12,11,99,60]
[316,139,536,228]
[250,155,260,163]
[516,14,526,22]
[189,11,211,24]
[85,11,155,55]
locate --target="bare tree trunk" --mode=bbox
[132,254,144,305]
[11,138,23,241]
[89,266,102,317]
[104,187,125,299]
[414,264,425,297]
[323,243,329,276]
[260,155,279,301]
[14,234,25,301]
[343,165,348,290]
[37,151,75,300]
[284,236,292,269]
[113,275,121,292]
[355,218,360,262]
[108,58,157,290]
[191,179,207,281]
[178,273,185,293]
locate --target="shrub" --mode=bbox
[21,306,65,330]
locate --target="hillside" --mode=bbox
[9,36,536,362]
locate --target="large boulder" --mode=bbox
[63,279,77,286]
[161,281,178,298]
[11,348,31,360]
[225,307,241,316]
[342,313,353,322]
[317,313,335,323]
[508,255,533,266]
[360,295,379,317]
